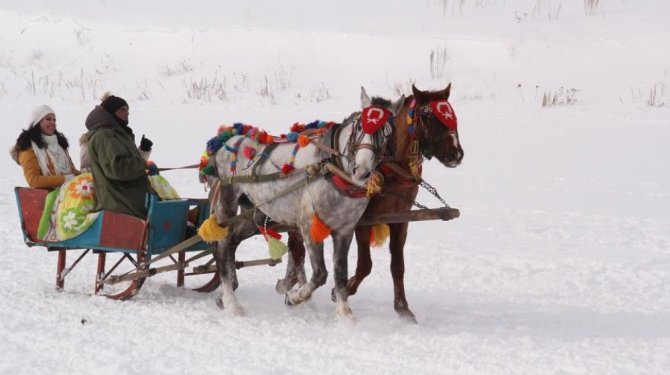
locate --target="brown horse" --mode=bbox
[277,83,464,322]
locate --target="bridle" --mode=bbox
[401,98,460,178]
[324,110,393,171]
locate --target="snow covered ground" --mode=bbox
[1,0,669,373]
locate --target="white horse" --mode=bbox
[210,87,404,318]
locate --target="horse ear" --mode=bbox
[444,83,452,100]
[412,84,426,102]
[360,86,372,108]
[391,95,405,116]
[411,84,422,100]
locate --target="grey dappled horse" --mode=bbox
[211,88,404,319]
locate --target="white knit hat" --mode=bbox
[29,105,55,127]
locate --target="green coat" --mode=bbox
[85,106,150,218]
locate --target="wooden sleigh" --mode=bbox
[15,186,459,300]
[15,187,221,299]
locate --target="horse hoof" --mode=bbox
[330,288,336,303]
[398,309,417,324]
[276,279,289,295]
[284,294,295,306]
[230,305,246,317]
[215,296,224,310]
[336,307,356,322]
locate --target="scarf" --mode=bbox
[32,135,74,176]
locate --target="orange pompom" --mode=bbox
[264,133,275,144]
[310,214,331,243]
[298,135,311,147]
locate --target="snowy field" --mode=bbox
[1,0,669,373]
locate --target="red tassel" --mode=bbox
[243,146,255,159]
[258,227,282,240]
[311,214,331,243]
[281,164,295,175]
[298,135,310,147]
[290,123,303,132]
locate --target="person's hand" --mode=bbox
[140,134,153,152]
[146,161,159,176]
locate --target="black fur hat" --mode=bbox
[100,93,129,115]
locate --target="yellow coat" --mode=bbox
[18,148,77,189]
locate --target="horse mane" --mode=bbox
[370,97,392,107]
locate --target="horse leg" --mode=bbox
[346,225,373,296]
[275,230,307,294]
[332,231,355,319]
[285,238,326,306]
[214,215,261,316]
[388,222,416,323]
[213,239,243,316]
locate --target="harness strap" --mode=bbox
[322,162,365,188]
[308,137,340,158]
[311,122,342,159]
[379,161,422,184]
[250,142,278,182]
[250,164,327,209]
[221,168,308,185]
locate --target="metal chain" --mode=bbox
[412,178,451,209]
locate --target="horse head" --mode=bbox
[349,87,404,184]
[411,83,464,168]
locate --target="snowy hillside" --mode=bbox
[1,1,669,374]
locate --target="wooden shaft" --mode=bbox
[104,262,188,285]
[271,207,460,233]
[359,207,460,225]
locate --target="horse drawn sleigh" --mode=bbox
[14,85,463,321]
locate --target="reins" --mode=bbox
[157,164,200,172]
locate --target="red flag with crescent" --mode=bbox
[361,106,391,134]
[430,100,457,131]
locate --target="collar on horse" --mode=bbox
[319,121,369,198]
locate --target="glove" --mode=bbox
[140,134,153,152]
[146,161,159,176]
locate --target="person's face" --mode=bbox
[38,113,57,136]
[114,106,129,122]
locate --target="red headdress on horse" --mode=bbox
[429,100,457,131]
[361,106,392,134]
